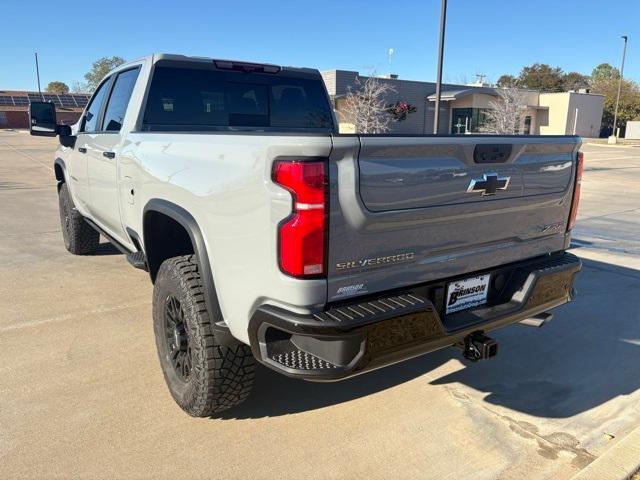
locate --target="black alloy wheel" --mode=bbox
[164,295,192,382]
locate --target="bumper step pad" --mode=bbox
[313,293,428,325]
[271,349,338,370]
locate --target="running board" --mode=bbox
[126,251,148,271]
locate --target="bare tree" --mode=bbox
[338,75,396,133]
[481,86,527,134]
[454,73,469,85]
[71,81,89,93]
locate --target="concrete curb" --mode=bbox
[586,142,640,149]
[570,427,640,480]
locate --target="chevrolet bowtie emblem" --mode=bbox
[466,173,510,196]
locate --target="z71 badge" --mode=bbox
[336,252,415,271]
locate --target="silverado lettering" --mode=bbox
[336,252,415,271]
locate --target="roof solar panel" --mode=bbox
[64,95,80,107]
[42,94,63,107]
[12,96,29,105]
[74,95,89,107]
[0,92,90,109]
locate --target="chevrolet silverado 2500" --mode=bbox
[29,54,582,417]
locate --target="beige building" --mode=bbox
[322,70,604,137]
[538,91,604,137]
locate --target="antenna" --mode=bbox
[34,52,43,101]
[388,48,395,77]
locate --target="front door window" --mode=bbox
[451,108,488,134]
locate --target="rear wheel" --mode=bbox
[153,255,255,417]
[58,182,99,255]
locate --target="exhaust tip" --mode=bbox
[569,287,578,301]
[519,312,554,328]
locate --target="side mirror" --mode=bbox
[58,124,72,136]
[29,101,58,137]
[58,124,76,148]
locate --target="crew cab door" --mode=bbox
[68,77,113,212]
[86,68,140,241]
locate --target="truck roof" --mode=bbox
[117,53,320,76]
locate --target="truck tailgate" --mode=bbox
[327,135,581,302]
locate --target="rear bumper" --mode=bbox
[248,252,581,381]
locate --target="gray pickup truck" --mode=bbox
[29,54,582,417]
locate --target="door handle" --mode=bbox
[103,151,116,159]
[78,147,87,153]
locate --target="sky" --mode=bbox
[2,0,638,91]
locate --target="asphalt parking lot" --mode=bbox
[1,131,639,479]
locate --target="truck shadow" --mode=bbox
[219,257,640,420]
[94,242,122,256]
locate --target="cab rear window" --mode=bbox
[142,66,333,132]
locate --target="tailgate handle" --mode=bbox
[474,144,512,163]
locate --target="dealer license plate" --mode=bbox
[445,274,490,314]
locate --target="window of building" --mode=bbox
[103,68,140,132]
[451,108,489,134]
[523,115,532,135]
[0,112,7,127]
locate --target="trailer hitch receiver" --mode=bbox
[462,331,498,362]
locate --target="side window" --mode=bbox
[103,68,140,132]
[81,79,111,133]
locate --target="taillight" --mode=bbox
[273,159,327,278]
[567,151,583,231]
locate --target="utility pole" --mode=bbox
[433,0,447,134]
[34,52,43,101]
[612,35,628,139]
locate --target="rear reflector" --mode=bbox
[273,160,327,278]
[567,151,583,231]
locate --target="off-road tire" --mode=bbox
[153,254,255,417]
[58,182,99,255]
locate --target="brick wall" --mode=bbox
[0,110,82,129]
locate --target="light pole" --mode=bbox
[612,35,628,139]
[433,0,447,134]
[34,52,43,101]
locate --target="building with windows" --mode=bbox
[0,91,89,129]
[321,70,604,137]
